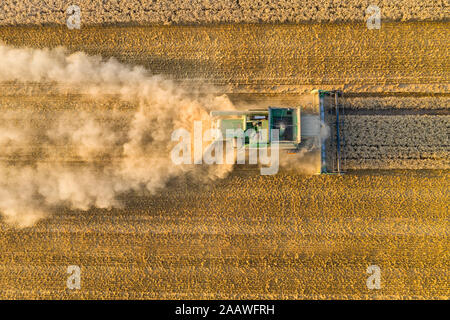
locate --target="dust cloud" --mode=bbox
[0,44,322,227]
[0,44,235,227]
[278,118,329,174]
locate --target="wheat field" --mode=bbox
[1,0,449,25]
[1,22,448,94]
[0,7,448,299]
[0,170,448,299]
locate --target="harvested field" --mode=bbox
[0,4,448,300]
[0,23,449,93]
[0,170,448,299]
[0,0,448,25]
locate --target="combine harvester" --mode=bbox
[210,90,344,174]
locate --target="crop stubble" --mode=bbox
[0,22,448,92]
[0,170,448,299]
[0,18,448,299]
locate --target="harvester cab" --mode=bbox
[210,107,301,150]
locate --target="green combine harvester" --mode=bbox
[210,90,344,174]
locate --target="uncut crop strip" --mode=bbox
[336,114,449,169]
[0,0,448,25]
